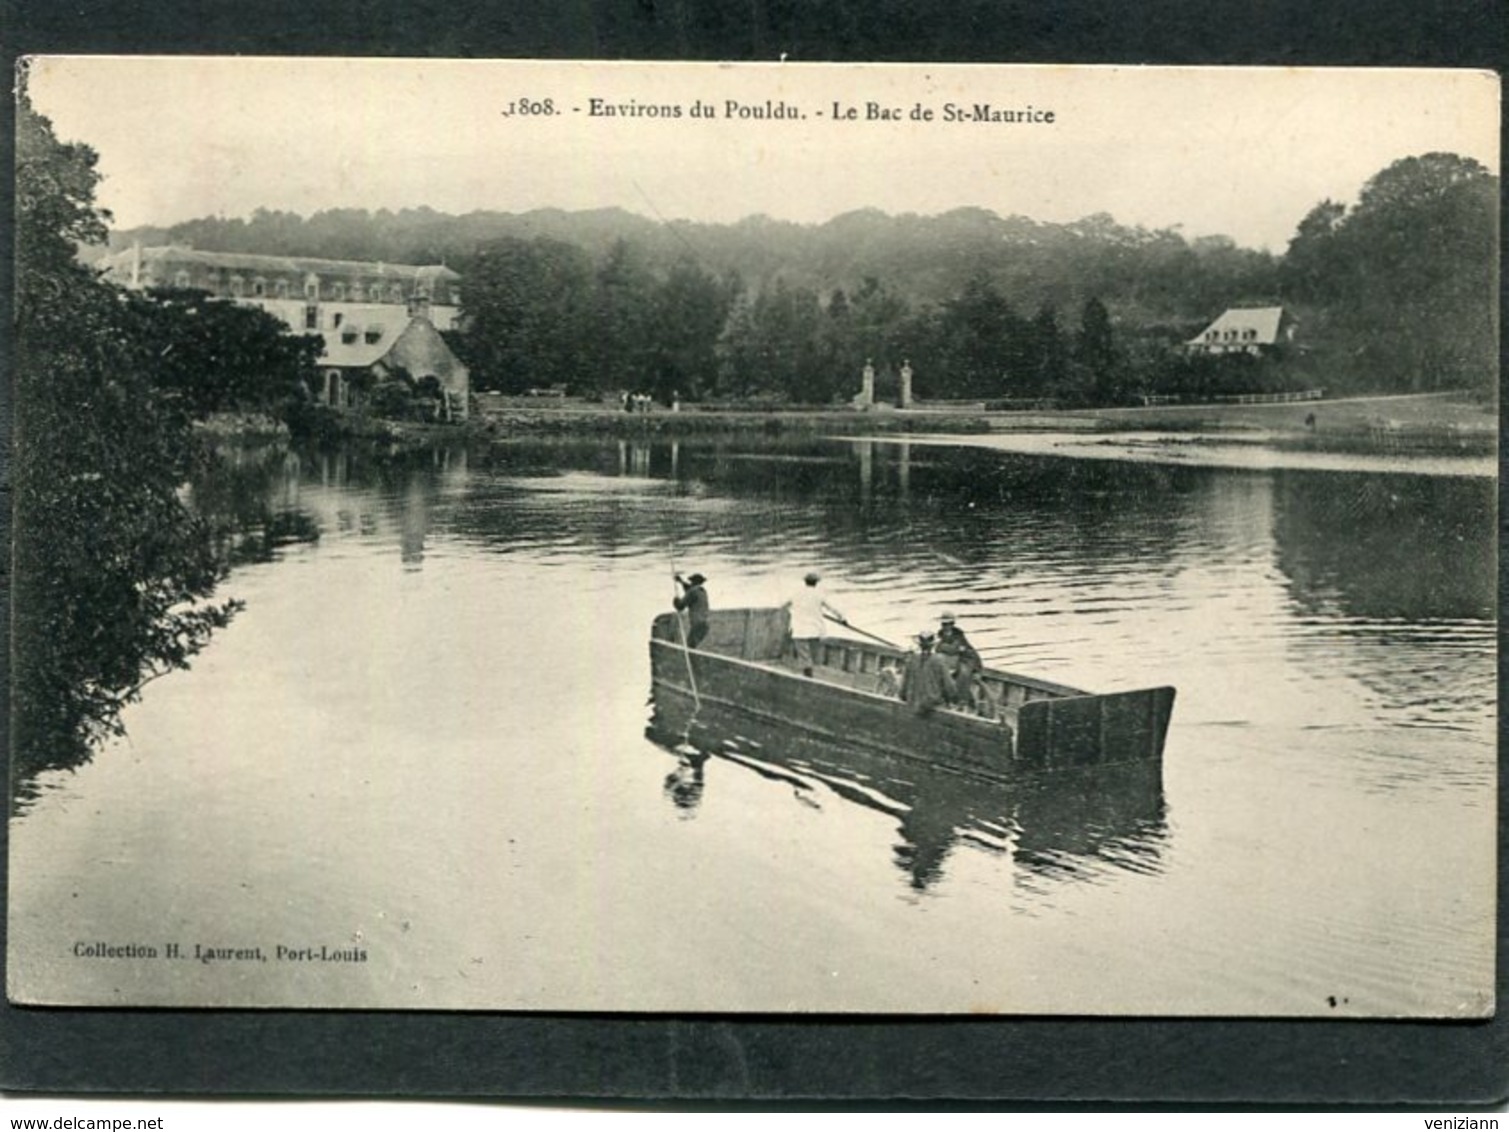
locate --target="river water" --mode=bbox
[8,435,1496,1015]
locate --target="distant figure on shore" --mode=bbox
[783,571,846,677]
[673,572,710,649]
[901,632,955,716]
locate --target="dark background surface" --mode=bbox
[1,0,1505,1105]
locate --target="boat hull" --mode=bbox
[650,610,1174,781]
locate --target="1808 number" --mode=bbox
[502,98,557,117]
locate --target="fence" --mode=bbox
[1141,389,1327,407]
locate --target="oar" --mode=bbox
[825,613,902,651]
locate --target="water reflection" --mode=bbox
[11,437,321,807]
[11,437,474,807]
[1273,469,1495,622]
[645,693,1167,892]
[662,749,709,816]
[454,436,1206,587]
[15,432,1493,1013]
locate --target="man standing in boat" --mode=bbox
[936,611,981,707]
[783,571,846,677]
[673,572,711,649]
[901,631,955,716]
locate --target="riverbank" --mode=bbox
[476,398,992,437]
[475,391,1495,455]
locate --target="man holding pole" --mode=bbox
[783,571,846,677]
[673,572,711,649]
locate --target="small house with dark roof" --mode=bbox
[317,308,470,420]
[1187,307,1298,356]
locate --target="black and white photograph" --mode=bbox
[9,58,1498,1019]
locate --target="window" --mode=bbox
[342,328,358,344]
[229,277,245,297]
[174,270,191,288]
[388,284,403,302]
[305,276,320,299]
[305,305,319,330]
[365,326,382,345]
[253,278,267,297]
[351,283,365,301]
[275,280,290,298]
[332,282,346,300]
[332,312,343,328]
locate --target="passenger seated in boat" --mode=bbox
[936,611,982,708]
[876,661,902,699]
[970,675,1001,720]
[900,632,956,716]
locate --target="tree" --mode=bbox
[13,89,246,798]
[126,288,322,415]
[458,236,593,393]
[1281,152,1497,394]
[644,257,735,400]
[588,239,657,394]
[1075,297,1125,405]
[1030,302,1069,397]
[715,278,828,401]
[934,273,1016,398]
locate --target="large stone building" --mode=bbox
[101,244,469,417]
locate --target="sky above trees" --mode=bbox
[24,58,1498,252]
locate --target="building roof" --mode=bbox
[102,245,460,282]
[319,309,465,380]
[1188,306,1291,346]
[319,307,414,368]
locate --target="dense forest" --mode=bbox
[107,151,1497,404]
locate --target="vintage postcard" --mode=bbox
[9,58,1498,1016]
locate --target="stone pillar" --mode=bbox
[861,360,875,407]
[899,360,913,408]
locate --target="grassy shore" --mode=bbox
[476,397,992,437]
[475,391,1495,453]
[1038,391,1496,435]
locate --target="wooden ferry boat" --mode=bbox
[649,608,1175,781]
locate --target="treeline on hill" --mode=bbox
[110,151,1497,403]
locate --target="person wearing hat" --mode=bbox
[900,631,955,716]
[673,572,711,649]
[782,571,846,677]
[935,611,981,708]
